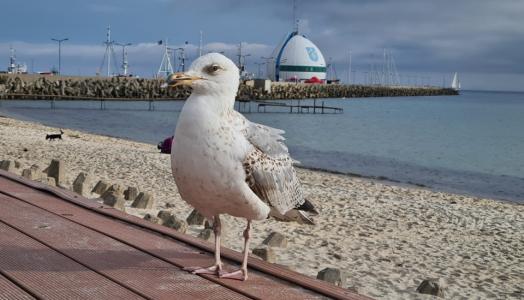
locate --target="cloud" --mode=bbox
[1,0,522,90]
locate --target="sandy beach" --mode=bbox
[0,116,522,299]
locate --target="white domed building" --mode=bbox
[267,31,326,82]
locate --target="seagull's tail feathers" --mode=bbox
[269,207,316,225]
[297,198,319,215]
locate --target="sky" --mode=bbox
[1,0,523,91]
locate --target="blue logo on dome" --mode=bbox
[306,47,319,62]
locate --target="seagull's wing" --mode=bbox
[233,111,317,224]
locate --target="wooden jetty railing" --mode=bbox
[237,99,344,114]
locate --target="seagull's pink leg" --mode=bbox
[220,220,251,281]
[183,214,223,275]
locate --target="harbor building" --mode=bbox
[267,31,327,82]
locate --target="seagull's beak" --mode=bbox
[167,72,203,87]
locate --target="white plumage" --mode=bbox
[169,53,315,281]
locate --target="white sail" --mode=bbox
[451,72,460,90]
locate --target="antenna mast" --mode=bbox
[198,30,203,57]
[157,39,174,78]
[292,0,300,33]
[347,50,352,84]
[99,26,118,76]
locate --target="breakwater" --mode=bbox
[0,74,457,101]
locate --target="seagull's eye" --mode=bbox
[205,64,222,75]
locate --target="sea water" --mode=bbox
[1,91,523,202]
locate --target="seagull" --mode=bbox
[168,53,317,281]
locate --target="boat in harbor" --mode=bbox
[451,72,461,91]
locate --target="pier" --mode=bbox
[0,74,458,102]
[237,99,343,114]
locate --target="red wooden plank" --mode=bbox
[0,193,248,300]
[0,273,35,300]
[0,222,143,300]
[0,170,371,300]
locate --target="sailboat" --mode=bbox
[451,72,461,91]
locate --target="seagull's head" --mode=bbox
[167,53,240,98]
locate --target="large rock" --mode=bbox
[252,245,276,263]
[124,186,139,201]
[45,159,65,185]
[416,279,445,298]
[164,215,188,233]
[91,180,110,195]
[186,209,205,226]
[262,232,287,248]
[131,192,155,209]
[72,172,90,196]
[102,191,125,211]
[316,268,346,288]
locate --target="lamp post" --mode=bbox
[51,38,68,75]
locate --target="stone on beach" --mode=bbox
[91,180,110,195]
[186,209,205,226]
[198,228,214,241]
[0,160,16,172]
[100,184,124,204]
[22,168,36,180]
[102,191,125,211]
[131,192,155,209]
[143,213,162,224]
[43,176,56,186]
[124,186,139,201]
[45,159,65,186]
[157,210,173,224]
[262,232,288,248]
[204,219,213,229]
[72,172,90,196]
[416,279,445,298]
[164,215,188,233]
[316,268,346,288]
[252,245,276,263]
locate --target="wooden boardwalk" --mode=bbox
[0,170,371,300]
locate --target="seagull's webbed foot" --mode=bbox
[183,214,224,276]
[219,268,248,281]
[183,263,223,275]
[220,220,251,281]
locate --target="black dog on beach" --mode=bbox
[46,129,64,141]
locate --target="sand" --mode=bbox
[0,116,522,299]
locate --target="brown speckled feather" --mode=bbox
[233,111,306,215]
